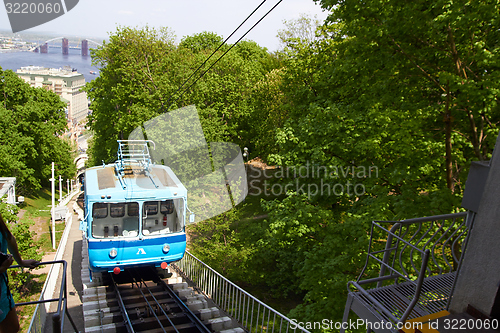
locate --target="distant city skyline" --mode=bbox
[0,0,329,51]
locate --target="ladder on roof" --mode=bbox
[116,140,155,173]
[114,140,158,188]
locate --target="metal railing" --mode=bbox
[342,212,472,332]
[58,188,80,208]
[20,260,79,333]
[116,140,155,174]
[371,212,470,285]
[172,251,311,333]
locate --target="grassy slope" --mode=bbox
[15,188,66,331]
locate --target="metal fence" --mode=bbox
[27,193,81,333]
[23,260,78,333]
[172,251,310,333]
[342,212,471,332]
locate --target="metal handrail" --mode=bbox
[377,212,468,277]
[20,260,79,333]
[172,251,311,333]
[116,140,155,169]
[346,212,470,326]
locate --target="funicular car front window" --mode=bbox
[92,203,107,218]
[91,202,139,238]
[110,203,125,217]
[142,198,184,236]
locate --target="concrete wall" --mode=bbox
[450,133,500,316]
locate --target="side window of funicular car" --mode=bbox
[92,203,108,238]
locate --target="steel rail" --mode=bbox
[111,273,135,333]
[156,270,212,333]
[111,267,211,333]
[128,268,172,333]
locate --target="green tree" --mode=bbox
[268,0,500,218]
[234,0,500,327]
[0,68,76,192]
[187,208,253,281]
[316,0,500,191]
[86,26,276,166]
[180,31,224,53]
[277,13,324,51]
[85,26,178,165]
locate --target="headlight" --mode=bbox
[162,244,170,253]
[109,248,118,258]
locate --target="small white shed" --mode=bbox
[0,177,17,205]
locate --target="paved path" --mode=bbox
[41,196,84,333]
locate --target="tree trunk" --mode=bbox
[445,83,454,191]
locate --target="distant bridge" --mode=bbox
[31,37,102,56]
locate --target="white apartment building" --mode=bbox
[16,66,89,124]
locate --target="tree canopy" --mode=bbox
[85,6,500,327]
[0,67,76,193]
[85,27,277,166]
[245,0,500,323]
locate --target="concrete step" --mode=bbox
[84,321,125,333]
[195,307,220,321]
[83,285,107,295]
[165,276,183,284]
[174,287,193,298]
[170,281,188,290]
[84,309,124,326]
[205,316,233,332]
[220,328,245,333]
[185,299,206,312]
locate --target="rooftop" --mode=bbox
[17,65,83,78]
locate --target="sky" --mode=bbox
[0,0,330,51]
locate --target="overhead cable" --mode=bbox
[165,0,283,112]
[163,0,268,111]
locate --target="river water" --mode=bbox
[0,47,100,83]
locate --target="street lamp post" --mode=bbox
[50,162,56,250]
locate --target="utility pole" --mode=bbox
[51,162,56,250]
[67,179,70,196]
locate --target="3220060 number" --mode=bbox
[5,2,62,14]
[443,318,498,330]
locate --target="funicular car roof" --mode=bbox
[85,163,187,202]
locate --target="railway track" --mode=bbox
[81,241,243,333]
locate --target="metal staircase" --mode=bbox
[341,212,472,333]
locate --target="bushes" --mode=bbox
[0,200,42,303]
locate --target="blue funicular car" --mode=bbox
[81,140,193,278]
